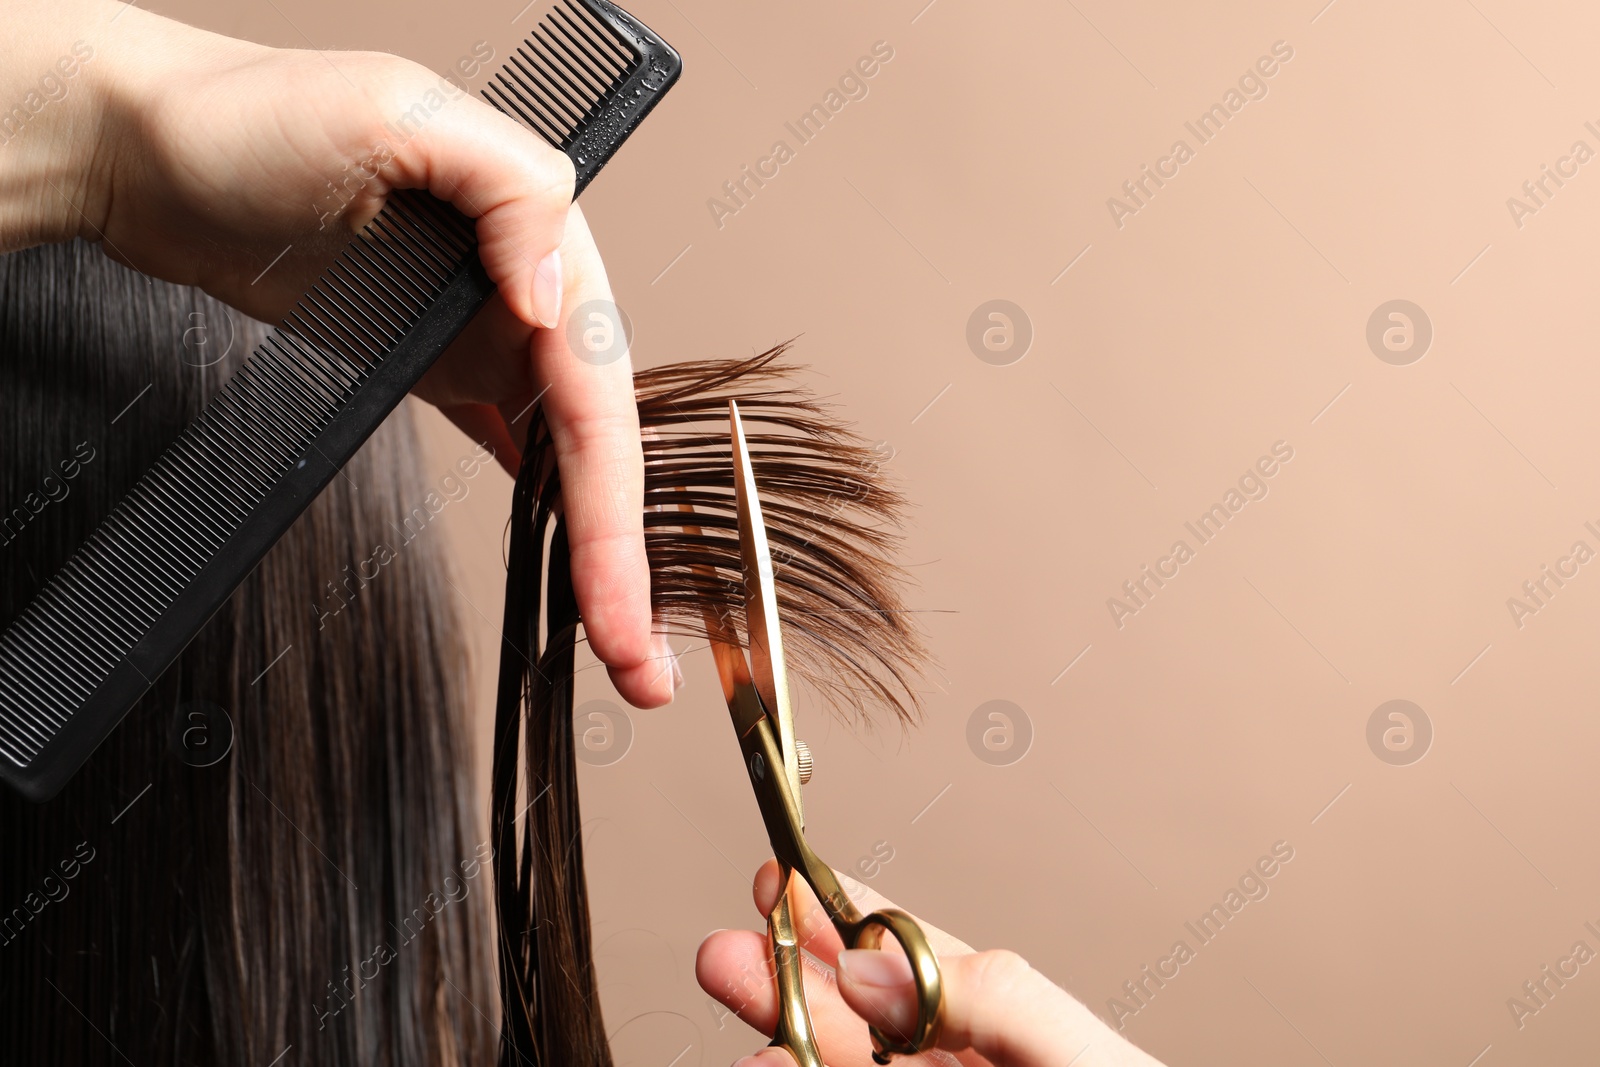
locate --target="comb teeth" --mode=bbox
[484,0,636,152]
[0,0,678,801]
[0,194,477,769]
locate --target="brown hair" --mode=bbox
[0,241,494,1066]
[492,345,929,1064]
[0,241,926,1067]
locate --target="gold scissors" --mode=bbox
[699,400,945,1065]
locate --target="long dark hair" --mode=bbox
[493,347,929,1064]
[0,241,495,1065]
[0,242,930,1067]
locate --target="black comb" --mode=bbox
[0,0,680,801]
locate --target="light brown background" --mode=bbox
[150,0,1600,1062]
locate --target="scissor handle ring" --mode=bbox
[847,907,945,1061]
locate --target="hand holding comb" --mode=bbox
[0,0,681,801]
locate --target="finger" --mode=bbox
[373,75,576,331]
[437,403,520,477]
[695,929,882,1066]
[752,860,845,964]
[618,627,683,709]
[693,928,794,1039]
[751,859,976,965]
[530,206,660,708]
[837,948,1133,1067]
[732,1049,798,1067]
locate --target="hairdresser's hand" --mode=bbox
[696,859,1165,1067]
[0,0,671,707]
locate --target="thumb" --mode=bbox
[837,948,1152,1067]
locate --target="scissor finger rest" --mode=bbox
[767,870,825,1067]
[726,681,948,1060]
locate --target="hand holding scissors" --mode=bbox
[699,860,1169,1067]
[694,401,1167,1067]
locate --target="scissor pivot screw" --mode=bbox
[795,739,813,785]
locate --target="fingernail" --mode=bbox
[838,948,918,1038]
[532,249,562,330]
[838,948,914,989]
[652,633,682,699]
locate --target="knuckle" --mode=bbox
[561,483,642,547]
[506,136,576,208]
[360,52,440,107]
[953,949,1040,1054]
[545,149,578,197]
[550,407,639,458]
[967,948,1035,996]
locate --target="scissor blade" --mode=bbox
[729,400,802,811]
